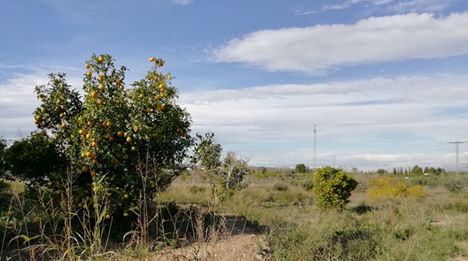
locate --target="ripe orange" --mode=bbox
[146,108,152,113]
[40,130,47,136]
[109,136,115,141]
[86,133,92,139]
[124,193,129,198]
[115,79,121,85]
[105,133,111,139]
[158,84,164,89]
[106,121,112,127]
[59,113,65,118]
[161,93,166,98]
[119,85,124,90]
[55,134,61,139]
[98,56,104,63]
[92,92,98,98]
[85,63,90,69]
[91,170,96,176]
[149,57,155,62]
[48,182,52,186]
[117,131,123,137]
[139,94,145,99]
[99,84,105,90]
[82,166,89,172]
[134,126,140,132]
[127,137,132,143]
[154,96,160,100]
[86,71,92,77]
[61,123,67,128]
[98,99,104,105]
[92,159,98,164]
[147,75,152,80]
[55,78,59,82]
[160,62,164,67]
[114,159,119,164]
[102,122,107,127]
[33,218,39,223]
[131,146,136,151]
[87,121,92,127]
[61,105,67,110]
[41,97,46,102]
[34,119,39,124]
[99,74,104,80]
[91,141,97,147]
[106,214,110,219]
[167,76,172,80]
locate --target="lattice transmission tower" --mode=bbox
[448,141,466,175]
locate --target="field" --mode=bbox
[1,172,468,261]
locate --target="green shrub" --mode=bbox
[300,179,314,191]
[188,185,207,194]
[312,167,358,210]
[273,183,289,191]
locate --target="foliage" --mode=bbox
[312,167,358,210]
[9,54,193,218]
[273,183,289,191]
[411,165,423,175]
[3,134,66,186]
[295,164,306,174]
[367,177,426,200]
[216,151,250,202]
[300,179,314,191]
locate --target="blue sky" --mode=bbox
[1,0,468,171]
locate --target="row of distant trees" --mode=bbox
[377,165,445,175]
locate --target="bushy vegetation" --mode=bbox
[368,176,427,200]
[312,167,358,210]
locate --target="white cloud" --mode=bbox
[209,12,468,74]
[170,0,194,5]
[178,74,468,169]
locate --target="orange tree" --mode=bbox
[31,54,193,217]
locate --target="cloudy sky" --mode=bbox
[1,0,468,171]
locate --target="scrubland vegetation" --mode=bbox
[0,54,467,261]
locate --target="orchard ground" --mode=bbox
[1,171,468,261]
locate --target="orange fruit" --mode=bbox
[48,182,52,186]
[119,85,124,90]
[82,166,89,172]
[99,84,105,90]
[115,79,121,85]
[154,96,160,100]
[167,76,172,80]
[149,57,155,62]
[61,123,67,128]
[41,97,46,102]
[92,159,98,164]
[86,71,92,77]
[55,134,61,139]
[85,63,90,69]
[106,121,112,127]
[117,131,123,137]
[98,56,104,63]
[92,92,98,98]
[109,136,115,141]
[146,108,152,113]
[91,170,96,176]
[91,141,97,147]
[99,74,104,80]
[61,105,67,110]
[40,130,47,136]
[87,121,92,127]
[131,146,136,151]
[127,137,132,143]
[98,99,104,105]
[139,94,145,99]
[54,78,59,82]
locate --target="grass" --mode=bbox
[1,173,468,260]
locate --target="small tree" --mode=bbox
[312,167,358,210]
[411,165,423,175]
[295,163,306,174]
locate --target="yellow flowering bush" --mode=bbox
[367,177,426,200]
